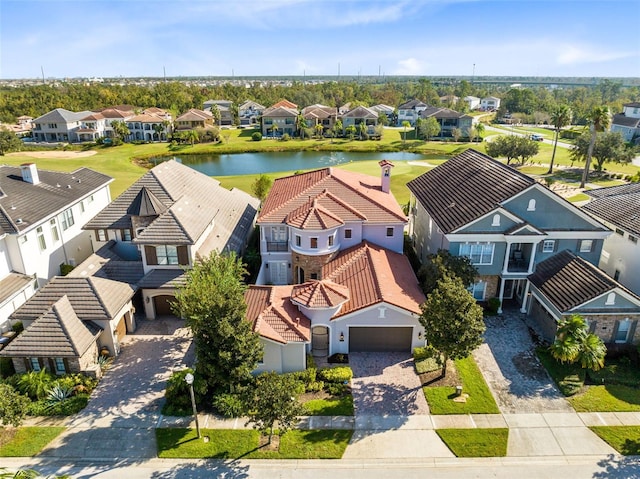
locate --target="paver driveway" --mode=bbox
[349,352,430,416]
[473,311,572,414]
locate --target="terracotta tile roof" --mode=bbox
[529,250,640,312]
[285,197,345,229]
[291,280,350,309]
[302,105,336,119]
[1,295,101,358]
[0,165,113,235]
[99,108,131,119]
[81,113,105,121]
[420,107,470,120]
[129,113,165,123]
[245,286,310,344]
[272,99,298,109]
[322,242,425,318]
[85,160,259,251]
[95,105,136,113]
[10,276,134,323]
[176,109,213,122]
[262,106,298,117]
[407,149,534,233]
[583,183,640,236]
[259,168,405,226]
[143,107,167,114]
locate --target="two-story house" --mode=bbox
[126,109,172,142]
[84,159,260,319]
[31,108,93,143]
[370,104,396,124]
[480,96,501,111]
[76,113,107,142]
[0,163,113,333]
[174,109,214,131]
[611,102,640,142]
[204,100,234,126]
[463,96,481,111]
[301,104,337,135]
[396,99,428,126]
[407,149,611,315]
[261,100,299,137]
[238,100,265,126]
[340,106,378,135]
[419,107,473,138]
[582,183,640,296]
[251,162,426,371]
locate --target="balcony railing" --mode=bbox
[266,241,288,252]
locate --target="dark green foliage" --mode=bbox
[0,131,22,155]
[413,345,439,361]
[403,234,421,273]
[251,174,272,201]
[17,370,55,400]
[318,366,353,383]
[486,134,540,165]
[327,353,349,364]
[251,131,262,141]
[571,131,635,172]
[27,394,89,416]
[417,250,477,295]
[536,347,586,396]
[0,357,15,378]
[485,298,501,316]
[11,321,24,334]
[324,382,348,396]
[162,368,200,416]
[173,252,262,396]
[59,263,75,276]
[0,383,30,426]
[212,393,246,418]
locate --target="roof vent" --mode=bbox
[16,218,23,224]
[56,183,61,188]
[20,163,40,185]
[10,204,15,210]
[67,185,71,189]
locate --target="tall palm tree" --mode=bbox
[475,122,485,141]
[402,120,411,146]
[547,105,572,174]
[580,106,610,188]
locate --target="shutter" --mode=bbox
[145,246,157,265]
[63,358,70,373]
[177,246,189,265]
[611,321,620,342]
[23,358,30,371]
[588,320,597,334]
[48,358,55,373]
[628,321,638,344]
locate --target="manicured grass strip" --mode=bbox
[436,428,508,457]
[156,428,351,459]
[569,385,640,412]
[423,356,500,415]
[590,426,640,455]
[304,396,354,416]
[536,347,585,396]
[0,427,65,457]
[567,193,590,203]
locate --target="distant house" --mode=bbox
[76,113,107,142]
[463,96,481,111]
[341,106,378,135]
[261,101,299,137]
[419,107,473,138]
[611,102,640,142]
[0,116,33,137]
[32,108,93,143]
[238,100,265,126]
[397,99,428,126]
[370,104,396,124]
[0,163,113,333]
[301,104,337,135]
[582,183,640,296]
[174,109,214,131]
[126,109,172,142]
[480,96,501,111]
[529,250,640,345]
[204,100,234,126]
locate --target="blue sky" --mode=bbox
[1,0,639,79]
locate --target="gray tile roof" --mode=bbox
[84,160,259,249]
[398,99,427,110]
[0,273,35,306]
[0,165,113,234]
[10,276,134,322]
[0,295,101,358]
[529,250,640,312]
[583,183,640,236]
[137,269,186,289]
[33,108,93,124]
[406,149,534,233]
[420,107,470,120]
[612,114,640,128]
[69,240,145,286]
[341,106,378,119]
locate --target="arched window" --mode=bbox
[492,214,501,226]
[605,292,616,305]
[527,199,536,211]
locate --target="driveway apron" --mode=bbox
[473,312,573,414]
[39,318,193,460]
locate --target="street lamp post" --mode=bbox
[184,373,201,439]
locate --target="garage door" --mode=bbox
[153,295,175,316]
[349,327,412,352]
[115,317,127,341]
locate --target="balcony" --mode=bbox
[507,250,530,273]
[266,241,288,252]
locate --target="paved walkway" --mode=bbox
[474,311,573,414]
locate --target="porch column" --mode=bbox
[527,244,537,273]
[497,278,506,314]
[502,241,513,275]
[520,281,531,313]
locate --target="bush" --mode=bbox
[306,354,317,370]
[11,321,23,333]
[28,394,89,416]
[306,381,325,392]
[281,133,291,142]
[485,297,501,316]
[251,132,262,141]
[287,368,316,386]
[327,353,349,364]
[0,357,15,378]
[413,345,439,361]
[162,368,200,416]
[318,366,353,383]
[212,393,246,418]
[60,263,75,276]
[17,370,55,400]
[324,382,347,396]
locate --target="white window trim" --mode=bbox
[542,240,555,253]
[615,319,630,343]
[156,245,179,265]
[460,242,495,265]
[579,239,593,253]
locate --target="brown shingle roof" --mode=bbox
[11,276,134,322]
[528,250,637,312]
[583,184,640,236]
[322,242,425,318]
[176,109,212,122]
[406,149,534,233]
[291,280,350,309]
[262,106,298,117]
[1,295,100,358]
[259,168,405,226]
[245,286,310,344]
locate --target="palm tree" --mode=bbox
[111,120,130,142]
[475,122,485,141]
[152,123,164,142]
[185,129,199,146]
[549,315,606,371]
[580,106,610,188]
[271,123,279,139]
[314,123,324,139]
[547,105,572,174]
[402,120,411,146]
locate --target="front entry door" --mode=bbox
[311,326,329,356]
[269,262,287,285]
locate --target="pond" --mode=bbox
[150,151,427,177]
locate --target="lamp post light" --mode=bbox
[184,373,201,439]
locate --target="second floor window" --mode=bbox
[328,235,334,247]
[121,229,132,241]
[97,229,107,242]
[37,226,46,251]
[542,240,555,253]
[61,209,74,231]
[459,242,494,265]
[344,229,352,239]
[295,235,301,247]
[579,239,593,253]
[271,226,287,242]
[310,237,318,249]
[156,245,179,265]
[386,227,394,237]
[50,219,59,242]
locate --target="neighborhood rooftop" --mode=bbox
[583,183,640,236]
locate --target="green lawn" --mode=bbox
[566,193,590,203]
[436,428,508,457]
[0,427,65,457]
[590,426,640,455]
[156,428,352,459]
[536,347,585,396]
[569,385,640,412]
[304,396,354,416]
[423,356,500,415]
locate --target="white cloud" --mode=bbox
[556,44,635,65]
[393,57,427,75]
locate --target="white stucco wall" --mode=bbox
[599,225,640,296]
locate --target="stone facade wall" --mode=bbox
[292,251,340,283]
[8,342,100,376]
[580,313,640,345]
[481,275,500,299]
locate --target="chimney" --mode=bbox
[20,163,40,185]
[378,160,394,193]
